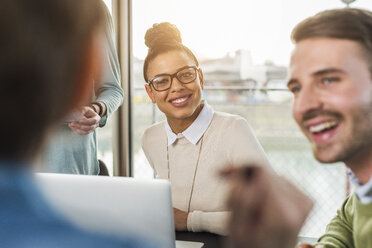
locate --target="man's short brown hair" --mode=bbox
[291,8,372,69]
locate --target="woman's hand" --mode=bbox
[173,208,188,231]
[68,106,100,135]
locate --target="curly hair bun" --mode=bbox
[145,22,182,49]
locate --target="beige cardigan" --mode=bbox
[142,111,270,235]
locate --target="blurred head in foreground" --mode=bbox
[0,0,105,163]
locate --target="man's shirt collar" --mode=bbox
[348,170,372,204]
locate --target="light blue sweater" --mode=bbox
[40,4,123,175]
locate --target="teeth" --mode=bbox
[172,97,187,104]
[309,121,338,133]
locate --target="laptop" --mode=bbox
[34,173,203,248]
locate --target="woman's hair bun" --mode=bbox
[145,22,182,49]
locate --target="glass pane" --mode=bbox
[131,0,372,238]
[97,0,114,175]
[102,0,112,13]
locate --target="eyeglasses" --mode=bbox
[147,65,199,92]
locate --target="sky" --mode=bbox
[131,0,372,66]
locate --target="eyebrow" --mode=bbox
[312,68,346,76]
[148,65,196,82]
[287,68,346,88]
[286,79,298,88]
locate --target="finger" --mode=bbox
[221,166,259,180]
[270,176,313,228]
[296,243,316,248]
[78,117,99,125]
[81,106,101,120]
[69,124,97,135]
[76,125,96,132]
[220,167,236,177]
[70,122,98,132]
[228,170,266,234]
[226,167,263,208]
[69,126,90,135]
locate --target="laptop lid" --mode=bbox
[35,173,175,248]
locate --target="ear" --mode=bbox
[145,84,156,103]
[198,68,204,90]
[70,32,102,110]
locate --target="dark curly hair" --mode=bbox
[143,22,199,82]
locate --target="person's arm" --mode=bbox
[222,116,313,247]
[186,209,231,235]
[223,166,313,248]
[94,2,123,127]
[68,4,122,135]
[182,117,269,236]
[228,116,271,169]
[312,196,354,248]
[141,125,166,178]
[173,207,230,236]
[296,196,354,248]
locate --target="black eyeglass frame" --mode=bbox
[147,65,200,92]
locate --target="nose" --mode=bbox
[169,76,185,92]
[293,84,322,119]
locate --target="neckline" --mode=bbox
[165,100,214,146]
[166,135,204,212]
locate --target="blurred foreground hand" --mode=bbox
[295,243,324,248]
[222,166,313,248]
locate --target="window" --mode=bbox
[130,0,372,238]
[96,0,115,175]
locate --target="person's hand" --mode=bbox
[173,208,188,231]
[222,166,313,248]
[68,106,100,135]
[295,243,324,248]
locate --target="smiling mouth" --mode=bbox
[169,95,191,105]
[171,97,188,104]
[308,120,339,134]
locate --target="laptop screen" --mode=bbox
[35,173,176,248]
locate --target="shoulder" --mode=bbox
[142,121,166,139]
[344,193,366,215]
[209,111,262,150]
[342,193,357,210]
[141,121,166,147]
[211,111,251,131]
[213,111,248,122]
[336,194,357,222]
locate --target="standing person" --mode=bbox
[141,22,271,236]
[226,7,372,248]
[39,0,123,175]
[0,0,153,247]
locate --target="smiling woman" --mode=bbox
[140,22,271,236]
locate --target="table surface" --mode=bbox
[176,231,226,248]
[176,232,318,248]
